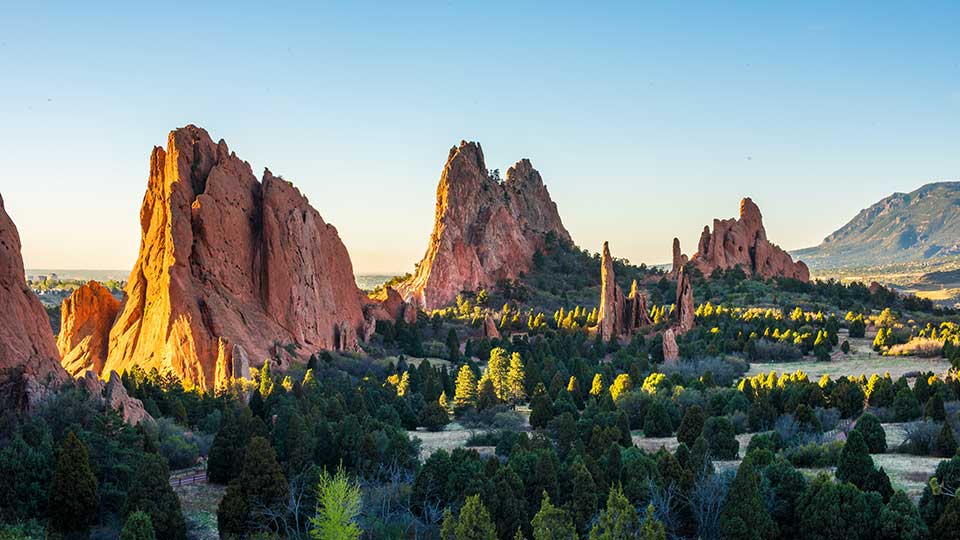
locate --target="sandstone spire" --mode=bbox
[96,125,368,390]
[675,198,809,282]
[675,266,695,334]
[0,193,67,410]
[58,281,120,377]
[397,141,571,310]
[598,242,623,342]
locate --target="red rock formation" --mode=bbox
[663,328,679,364]
[598,243,654,341]
[669,237,688,279]
[58,281,120,377]
[0,193,67,410]
[100,126,368,390]
[398,141,570,310]
[675,267,695,334]
[482,315,501,340]
[76,371,151,425]
[598,242,623,342]
[675,198,809,282]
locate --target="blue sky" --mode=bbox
[2,2,958,273]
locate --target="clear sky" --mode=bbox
[2,2,958,274]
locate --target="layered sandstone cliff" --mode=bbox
[0,193,67,409]
[92,125,369,390]
[58,281,120,377]
[672,198,809,282]
[398,141,570,310]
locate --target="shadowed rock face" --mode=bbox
[0,193,67,409]
[58,281,120,377]
[674,198,809,282]
[398,141,570,310]
[98,125,368,390]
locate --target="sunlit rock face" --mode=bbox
[0,193,67,410]
[598,242,654,342]
[398,141,570,310]
[673,198,809,282]
[99,125,369,390]
[58,281,120,377]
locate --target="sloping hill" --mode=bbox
[794,181,960,269]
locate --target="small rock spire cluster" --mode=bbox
[597,242,654,341]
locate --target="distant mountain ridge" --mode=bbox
[794,181,960,269]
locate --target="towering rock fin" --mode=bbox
[397,141,571,310]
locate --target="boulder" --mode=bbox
[483,315,501,340]
[0,193,66,410]
[397,142,570,310]
[76,371,151,426]
[58,281,120,376]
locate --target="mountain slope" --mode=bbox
[794,181,960,269]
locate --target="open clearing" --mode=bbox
[175,482,225,540]
[748,336,952,380]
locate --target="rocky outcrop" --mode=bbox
[97,125,368,390]
[663,328,679,364]
[76,371,151,425]
[674,198,809,282]
[482,315,501,340]
[598,242,623,342]
[598,242,654,341]
[669,238,688,278]
[398,141,570,310]
[675,267,695,334]
[58,281,120,377]
[0,193,67,410]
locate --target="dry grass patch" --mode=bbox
[631,433,755,459]
[872,453,942,500]
[408,423,494,460]
[175,482,225,540]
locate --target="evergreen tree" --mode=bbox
[878,490,927,540]
[506,353,527,403]
[836,431,874,489]
[208,408,244,484]
[590,374,604,397]
[531,493,576,540]
[639,504,666,540]
[676,405,705,446]
[853,413,887,453]
[419,401,450,431]
[447,328,461,362]
[719,458,777,540]
[477,375,498,410]
[488,348,511,402]
[643,401,673,437]
[454,365,478,413]
[703,416,739,460]
[566,461,598,533]
[609,374,631,402]
[218,437,289,536]
[48,431,99,539]
[310,467,362,540]
[933,496,960,540]
[935,422,958,457]
[588,485,638,540]
[124,454,186,540]
[925,391,946,421]
[529,384,555,430]
[120,511,156,540]
[455,495,497,540]
[893,387,921,421]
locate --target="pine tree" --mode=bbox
[120,511,156,540]
[506,353,527,403]
[259,360,275,397]
[676,405,705,446]
[531,493,576,540]
[608,374,631,402]
[48,431,99,538]
[639,504,666,540]
[477,375,497,410]
[454,365,478,413]
[925,391,946,421]
[879,490,927,540]
[590,374,604,397]
[124,454,187,540]
[589,485,638,540]
[836,430,874,489]
[853,413,887,453]
[529,384,555,430]
[719,458,777,540]
[310,467,362,540]
[935,422,958,457]
[567,461,598,533]
[454,495,497,540]
[703,416,739,460]
[208,408,244,484]
[218,436,289,536]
